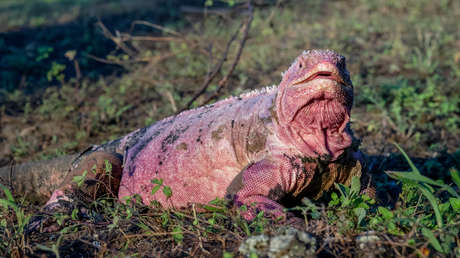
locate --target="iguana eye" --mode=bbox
[298,62,303,69]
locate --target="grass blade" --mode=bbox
[0,184,15,202]
[393,143,420,174]
[450,168,460,189]
[419,184,443,228]
[421,228,444,253]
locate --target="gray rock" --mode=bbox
[355,231,385,257]
[239,227,316,258]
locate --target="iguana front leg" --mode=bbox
[232,156,307,222]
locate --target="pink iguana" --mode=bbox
[0,49,373,222]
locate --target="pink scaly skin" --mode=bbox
[47,49,369,221]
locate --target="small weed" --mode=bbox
[150,178,172,199]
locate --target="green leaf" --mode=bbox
[449,198,460,213]
[163,186,172,198]
[71,208,78,220]
[0,184,15,202]
[161,212,169,226]
[419,184,443,228]
[151,185,161,195]
[0,199,18,210]
[172,226,184,243]
[350,176,361,196]
[136,222,150,231]
[378,206,394,220]
[151,178,163,185]
[353,207,366,225]
[421,227,444,253]
[386,171,458,197]
[386,171,445,188]
[334,183,350,201]
[104,160,112,173]
[203,205,226,213]
[72,170,88,187]
[450,168,460,189]
[223,252,234,258]
[328,192,339,206]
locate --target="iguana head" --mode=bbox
[275,49,354,160]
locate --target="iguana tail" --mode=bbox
[0,154,78,203]
[0,136,130,203]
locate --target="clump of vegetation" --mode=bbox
[0,0,459,256]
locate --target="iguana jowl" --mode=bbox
[1,50,373,220]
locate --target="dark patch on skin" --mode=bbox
[225,170,245,197]
[159,161,163,166]
[161,125,190,153]
[247,131,267,154]
[267,184,285,200]
[127,135,154,176]
[161,134,179,152]
[126,121,183,176]
[196,135,202,143]
[299,154,331,171]
[211,125,225,141]
[197,108,212,119]
[176,142,188,151]
[128,165,136,177]
[237,97,243,101]
[293,149,359,200]
[265,94,278,124]
[231,120,235,128]
[284,154,302,171]
[157,117,175,127]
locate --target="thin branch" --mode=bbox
[97,20,137,57]
[178,1,253,113]
[85,54,123,66]
[179,22,241,112]
[119,34,180,42]
[202,2,253,106]
[129,20,182,37]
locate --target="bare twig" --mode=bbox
[202,3,253,106]
[97,20,137,57]
[165,91,177,112]
[85,54,123,66]
[119,34,180,42]
[129,20,183,37]
[179,1,254,113]
[179,25,240,112]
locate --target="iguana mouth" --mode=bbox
[292,70,345,86]
[291,59,348,87]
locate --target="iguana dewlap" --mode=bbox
[43,50,368,219]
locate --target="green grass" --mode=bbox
[0,0,459,256]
